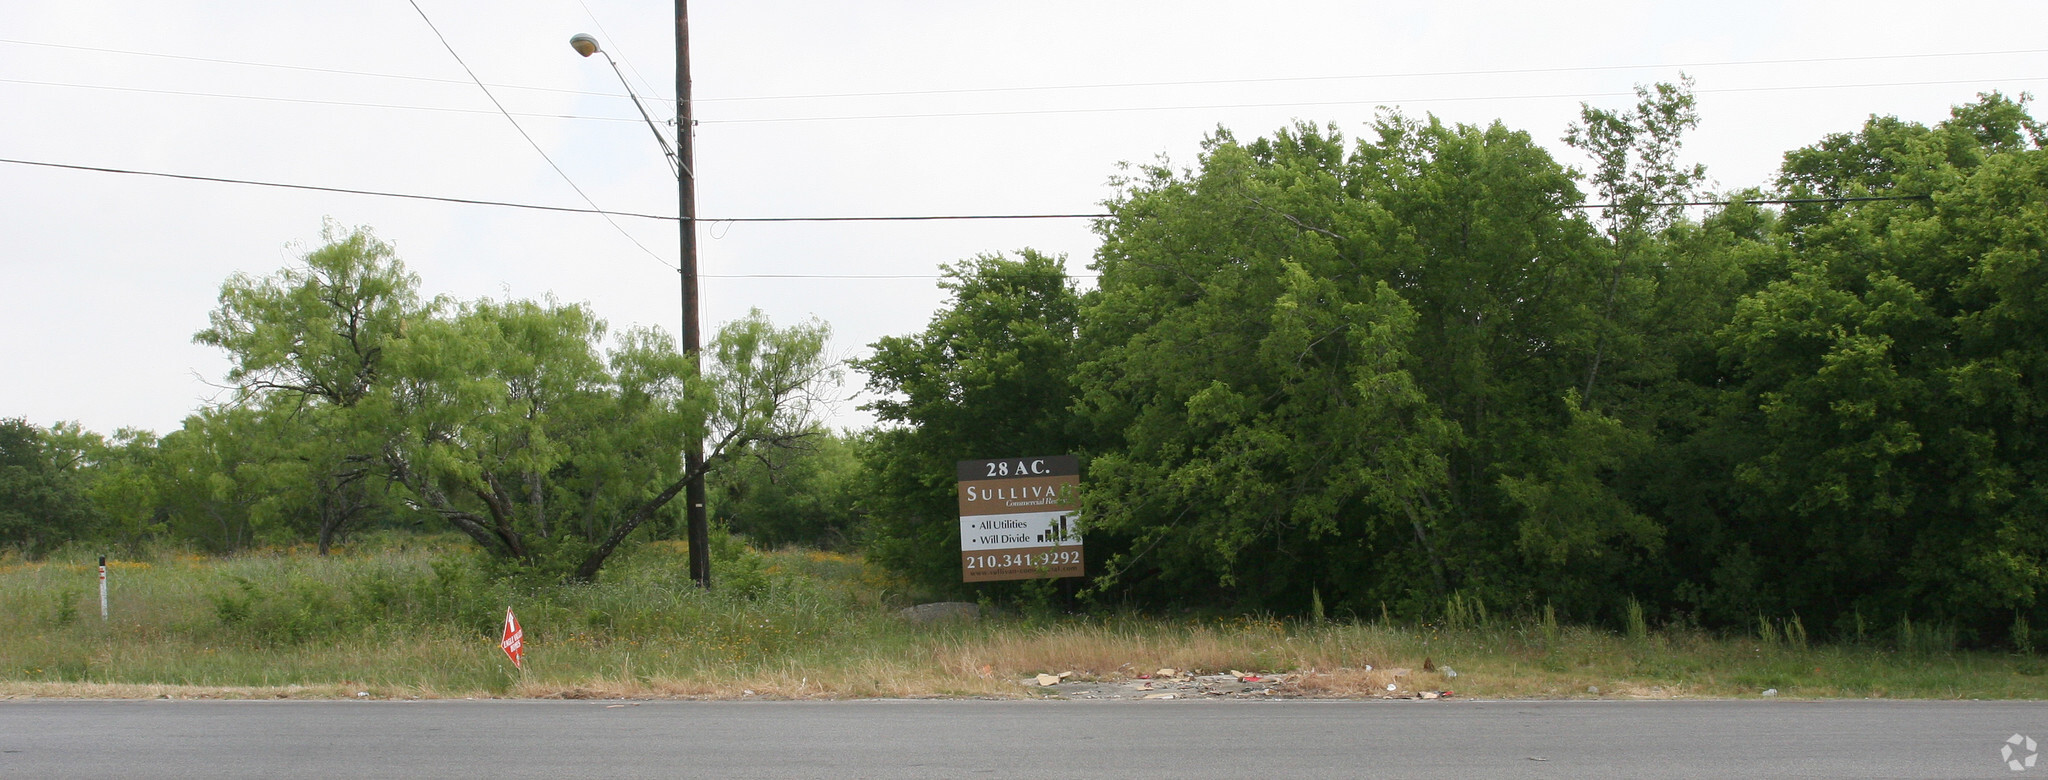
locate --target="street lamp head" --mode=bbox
[569,33,601,58]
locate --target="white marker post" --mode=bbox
[98,555,108,621]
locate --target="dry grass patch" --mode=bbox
[7,544,2048,700]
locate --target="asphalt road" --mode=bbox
[3,698,2043,778]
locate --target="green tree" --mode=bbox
[148,406,307,552]
[854,250,1082,596]
[200,227,837,582]
[0,419,99,554]
[195,222,423,552]
[711,431,864,549]
[1708,93,2048,640]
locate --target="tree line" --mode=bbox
[856,87,2048,648]
[5,86,2042,647]
[2,224,843,581]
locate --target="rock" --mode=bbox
[898,602,980,623]
[1587,686,1600,694]
[1442,667,1458,679]
[1761,688,1778,697]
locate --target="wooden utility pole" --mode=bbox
[676,0,709,587]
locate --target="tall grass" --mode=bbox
[3,540,2046,700]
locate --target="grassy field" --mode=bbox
[2,538,2044,700]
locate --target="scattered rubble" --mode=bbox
[1018,668,1462,701]
[897,602,980,623]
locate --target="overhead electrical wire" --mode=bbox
[573,0,671,119]
[5,35,2040,108]
[0,37,643,101]
[0,76,646,123]
[700,76,2048,124]
[403,0,673,270]
[0,155,1937,280]
[0,155,1931,221]
[706,47,2048,103]
[13,72,2042,128]
[0,157,674,220]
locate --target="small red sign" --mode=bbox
[500,608,524,669]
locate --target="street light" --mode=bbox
[571,27,710,588]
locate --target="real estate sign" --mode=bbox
[957,455,1083,582]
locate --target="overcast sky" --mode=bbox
[4,1,2045,437]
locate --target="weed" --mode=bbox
[49,588,80,627]
[3,541,2047,700]
[1897,616,1956,655]
[1785,614,1808,651]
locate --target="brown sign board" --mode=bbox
[957,456,1083,582]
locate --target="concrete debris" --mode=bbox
[897,602,980,624]
[1016,668,1467,702]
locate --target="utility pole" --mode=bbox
[676,1,709,588]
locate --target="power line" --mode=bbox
[0,156,1935,223]
[8,49,2040,128]
[703,47,2048,104]
[701,76,2048,125]
[702,273,1093,279]
[1573,195,1930,210]
[0,156,1112,222]
[7,35,2039,108]
[405,0,673,270]
[0,157,674,219]
[708,210,1122,220]
[0,37,649,102]
[0,76,646,123]
[573,1,671,123]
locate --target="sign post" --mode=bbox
[957,455,1084,582]
[98,555,108,621]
